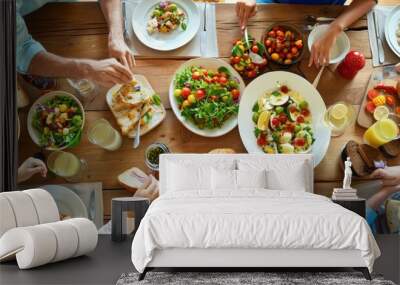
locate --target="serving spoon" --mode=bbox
[244,28,264,65]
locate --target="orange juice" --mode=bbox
[363,118,399,148]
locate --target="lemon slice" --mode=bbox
[373,105,390,121]
[257,111,270,131]
[331,103,348,120]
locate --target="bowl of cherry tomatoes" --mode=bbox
[262,24,305,66]
[230,36,268,79]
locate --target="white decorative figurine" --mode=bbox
[343,157,353,190]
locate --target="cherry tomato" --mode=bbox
[296,116,305,123]
[219,76,228,85]
[268,30,276,38]
[289,106,297,113]
[196,89,205,100]
[257,134,267,146]
[247,63,255,70]
[271,117,280,127]
[280,85,289,93]
[265,39,272,47]
[367,89,379,100]
[231,89,240,100]
[396,106,400,115]
[181,87,191,99]
[212,76,219,83]
[247,70,257,78]
[192,71,201,80]
[301,109,310,117]
[294,138,305,147]
[251,45,259,53]
[278,114,287,124]
[204,77,212,84]
[232,56,241,64]
[386,95,395,106]
[202,70,208,76]
[365,101,376,113]
[285,124,295,133]
[210,95,218,101]
[291,47,298,55]
[276,30,285,37]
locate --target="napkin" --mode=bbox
[368,6,399,67]
[122,0,219,58]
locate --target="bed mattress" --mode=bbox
[131,190,380,273]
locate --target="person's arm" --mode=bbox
[367,185,399,210]
[236,0,257,31]
[99,0,135,71]
[309,0,376,68]
[17,7,133,87]
[29,52,133,88]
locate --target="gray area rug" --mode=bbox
[116,272,395,285]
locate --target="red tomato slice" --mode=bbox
[386,95,395,106]
[367,89,379,100]
[257,134,267,146]
[365,101,376,113]
[296,116,305,123]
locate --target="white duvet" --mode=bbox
[131,190,380,273]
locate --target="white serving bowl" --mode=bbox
[308,24,350,64]
[27,91,85,151]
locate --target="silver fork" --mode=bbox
[244,28,264,64]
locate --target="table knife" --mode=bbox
[200,3,207,56]
[373,11,385,64]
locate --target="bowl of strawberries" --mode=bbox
[262,24,305,66]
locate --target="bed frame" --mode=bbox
[139,248,371,280]
[138,154,372,281]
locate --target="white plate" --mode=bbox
[27,91,85,151]
[106,75,166,138]
[238,71,331,167]
[385,6,400,57]
[308,24,350,64]
[169,58,246,137]
[42,185,88,219]
[132,0,200,51]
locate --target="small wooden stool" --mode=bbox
[111,197,150,242]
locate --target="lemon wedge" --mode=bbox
[257,111,271,131]
[373,106,390,121]
[331,103,348,120]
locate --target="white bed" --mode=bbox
[131,154,380,280]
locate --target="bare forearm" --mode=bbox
[28,51,90,79]
[330,0,376,32]
[367,185,400,210]
[99,0,124,41]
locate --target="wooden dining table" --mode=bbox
[18,1,399,222]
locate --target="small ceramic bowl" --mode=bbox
[308,24,350,64]
[262,23,305,67]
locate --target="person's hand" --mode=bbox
[308,24,341,68]
[369,166,400,187]
[17,157,47,183]
[108,36,135,72]
[236,0,257,31]
[82,58,134,88]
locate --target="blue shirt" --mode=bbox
[256,0,346,4]
[16,1,77,74]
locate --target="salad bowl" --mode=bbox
[169,57,246,137]
[238,71,331,166]
[27,91,85,151]
[132,0,200,51]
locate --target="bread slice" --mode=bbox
[118,167,151,193]
[341,140,369,177]
[380,139,400,158]
[358,144,384,169]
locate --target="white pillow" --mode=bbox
[266,167,307,191]
[211,168,236,190]
[236,169,267,189]
[167,163,211,191]
[237,157,312,192]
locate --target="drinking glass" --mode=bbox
[363,118,399,148]
[88,118,122,151]
[47,151,87,182]
[323,101,356,137]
